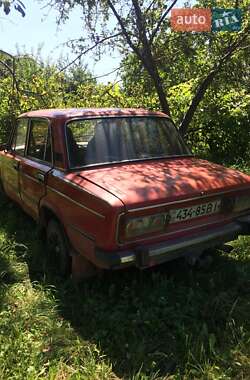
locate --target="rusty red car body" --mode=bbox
[0,108,250,278]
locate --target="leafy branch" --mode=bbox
[0,0,25,17]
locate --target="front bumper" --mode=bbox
[95,215,250,269]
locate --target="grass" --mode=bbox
[0,177,250,379]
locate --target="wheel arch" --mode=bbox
[38,202,66,239]
[40,205,60,227]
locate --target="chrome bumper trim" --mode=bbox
[120,254,136,264]
[148,223,241,258]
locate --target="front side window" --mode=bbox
[11,119,28,156]
[66,117,191,168]
[27,119,52,163]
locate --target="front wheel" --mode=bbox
[46,219,71,277]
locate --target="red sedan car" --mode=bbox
[0,108,250,279]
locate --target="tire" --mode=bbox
[46,219,71,277]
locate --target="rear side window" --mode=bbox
[27,119,52,163]
[66,120,95,167]
[11,119,28,156]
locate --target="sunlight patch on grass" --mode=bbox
[0,279,114,379]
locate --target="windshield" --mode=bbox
[66,117,191,167]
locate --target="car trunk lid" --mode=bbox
[74,158,250,210]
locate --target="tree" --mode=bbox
[45,0,249,136]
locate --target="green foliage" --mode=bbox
[0,53,128,144]
[188,89,250,163]
[0,41,249,164]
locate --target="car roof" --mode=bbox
[19,108,168,119]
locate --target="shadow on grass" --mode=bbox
[1,197,250,378]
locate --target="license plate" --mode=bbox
[169,199,221,223]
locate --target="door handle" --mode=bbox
[36,172,45,183]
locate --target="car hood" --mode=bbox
[76,158,250,209]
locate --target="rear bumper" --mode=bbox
[95,215,250,269]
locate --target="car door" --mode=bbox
[19,118,53,220]
[1,118,29,204]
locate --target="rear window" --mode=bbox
[66,117,191,168]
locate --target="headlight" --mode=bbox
[122,213,169,240]
[234,195,250,212]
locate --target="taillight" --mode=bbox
[119,212,170,241]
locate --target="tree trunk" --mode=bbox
[179,71,216,136]
[147,62,171,116]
